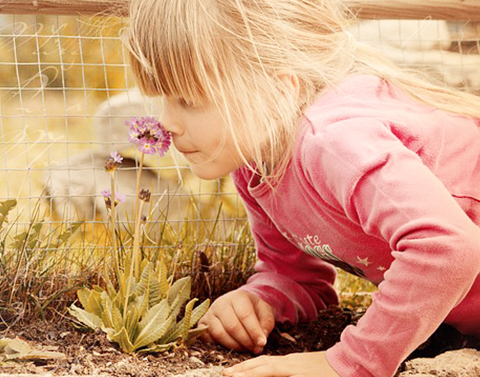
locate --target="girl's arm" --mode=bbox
[232,168,339,324]
[304,118,480,377]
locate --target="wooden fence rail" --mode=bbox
[0,0,479,20]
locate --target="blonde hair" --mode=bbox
[123,0,480,182]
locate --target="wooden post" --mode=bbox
[0,0,127,16]
[0,0,479,20]
[346,0,480,20]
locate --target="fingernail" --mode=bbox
[256,336,266,347]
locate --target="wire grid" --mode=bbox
[349,19,480,92]
[0,14,247,251]
[0,15,479,251]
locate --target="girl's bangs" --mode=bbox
[127,36,209,103]
[125,0,214,103]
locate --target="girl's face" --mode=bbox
[160,96,249,180]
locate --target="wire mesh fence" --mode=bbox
[0,14,247,250]
[0,3,479,250]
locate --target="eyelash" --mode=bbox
[178,98,195,108]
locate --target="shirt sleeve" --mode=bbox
[231,168,339,324]
[302,118,480,377]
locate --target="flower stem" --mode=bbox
[110,171,120,279]
[133,152,145,280]
[123,152,145,319]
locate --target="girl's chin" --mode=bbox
[189,162,237,180]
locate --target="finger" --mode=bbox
[233,300,267,349]
[207,314,247,352]
[198,329,215,344]
[224,355,287,377]
[218,306,260,353]
[197,315,214,343]
[255,298,276,338]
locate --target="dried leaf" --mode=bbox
[0,337,66,361]
[279,332,297,343]
[68,304,102,330]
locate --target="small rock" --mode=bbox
[189,356,205,366]
[168,366,225,377]
[399,349,480,377]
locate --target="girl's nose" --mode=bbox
[160,111,184,136]
[161,121,184,136]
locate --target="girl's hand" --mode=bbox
[198,290,275,354]
[223,352,340,377]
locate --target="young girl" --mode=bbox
[123,0,480,376]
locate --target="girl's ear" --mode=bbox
[275,70,300,101]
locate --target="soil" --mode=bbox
[1,306,479,377]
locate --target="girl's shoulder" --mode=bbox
[301,74,473,138]
[304,74,410,126]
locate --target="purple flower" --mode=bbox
[126,116,171,156]
[115,192,126,203]
[138,137,157,155]
[155,127,171,157]
[105,151,123,172]
[102,189,126,209]
[111,151,123,164]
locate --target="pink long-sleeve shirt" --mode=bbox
[233,75,480,377]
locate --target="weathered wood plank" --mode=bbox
[0,0,479,21]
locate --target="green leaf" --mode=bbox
[112,300,124,330]
[134,262,162,309]
[148,278,161,308]
[134,300,172,350]
[100,291,115,329]
[135,262,165,308]
[68,304,102,330]
[189,298,210,328]
[26,222,43,250]
[137,342,176,354]
[156,260,169,297]
[11,231,28,250]
[168,277,191,320]
[168,276,191,305]
[135,292,149,319]
[104,276,117,297]
[186,325,209,345]
[92,285,105,293]
[55,221,82,247]
[77,288,91,310]
[87,289,104,318]
[134,262,153,298]
[125,305,140,342]
[103,327,116,340]
[110,327,135,354]
[0,199,16,229]
[161,298,197,344]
